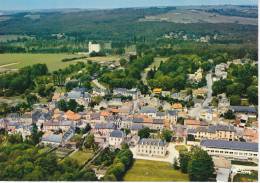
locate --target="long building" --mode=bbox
[136,138,167,157]
[201,139,258,161]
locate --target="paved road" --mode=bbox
[92,79,107,90]
[202,71,213,108]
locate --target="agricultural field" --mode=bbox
[123,159,189,181]
[0,53,119,72]
[69,150,94,166]
[141,9,257,25]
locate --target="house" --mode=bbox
[171,103,183,111]
[192,88,208,97]
[188,68,203,83]
[64,110,81,121]
[92,87,108,97]
[136,138,167,157]
[153,88,162,94]
[66,88,91,105]
[200,140,258,161]
[140,107,157,118]
[42,120,74,132]
[130,123,144,135]
[166,110,178,125]
[108,130,126,148]
[184,119,208,129]
[188,125,236,141]
[113,88,140,99]
[230,106,257,118]
[93,122,115,140]
[41,134,63,146]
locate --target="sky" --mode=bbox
[0,0,258,11]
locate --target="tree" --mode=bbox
[161,129,172,142]
[179,151,190,173]
[173,158,179,170]
[84,134,95,149]
[247,85,258,105]
[223,110,235,119]
[138,127,150,138]
[26,94,38,106]
[29,123,43,145]
[187,147,214,181]
[119,58,127,67]
[177,117,184,125]
[57,99,67,111]
[230,95,241,105]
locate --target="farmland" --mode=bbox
[0,53,119,72]
[123,159,189,181]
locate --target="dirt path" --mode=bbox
[0,62,20,68]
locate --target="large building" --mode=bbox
[88,41,101,54]
[188,125,236,141]
[201,139,258,161]
[136,138,167,157]
[108,130,126,148]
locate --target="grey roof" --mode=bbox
[140,107,157,114]
[42,134,62,143]
[130,124,144,131]
[153,119,164,124]
[132,118,144,123]
[230,106,257,114]
[67,90,82,99]
[110,130,125,138]
[167,110,178,116]
[95,123,115,129]
[201,140,258,152]
[156,112,165,117]
[138,138,166,146]
[196,125,236,133]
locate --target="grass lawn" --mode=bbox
[175,145,188,152]
[69,149,94,166]
[38,146,51,154]
[0,53,119,72]
[123,159,189,181]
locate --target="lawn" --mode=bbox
[69,150,94,166]
[123,159,189,181]
[175,145,188,152]
[0,53,119,72]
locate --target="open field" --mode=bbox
[123,159,189,181]
[0,54,119,72]
[69,150,94,166]
[141,9,257,25]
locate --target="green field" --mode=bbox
[69,150,94,166]
[0,54,119,72]
[123,159,189,181]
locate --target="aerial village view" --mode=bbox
[0,0,258,182]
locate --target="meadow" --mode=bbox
[123,159,189,181]
[0,53,119,72]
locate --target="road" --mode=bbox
[202,71,213,108]
[141,57,168,87]
[92,79,107,90]
[188,70,213,119]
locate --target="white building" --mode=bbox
[89,41,101,54]
[136,138,167,157]
[108,130,126,148]
[201,140,258,161]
